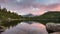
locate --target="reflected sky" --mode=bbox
[1,22,48,34]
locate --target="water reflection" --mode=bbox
[1,21,48,34]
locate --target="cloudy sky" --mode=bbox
[0,0,60,15]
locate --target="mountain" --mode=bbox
[22,14,36,17]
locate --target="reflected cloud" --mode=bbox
[2,22,48,34]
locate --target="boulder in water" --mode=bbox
[46,23,60,33]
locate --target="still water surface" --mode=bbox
[1,21,48,34]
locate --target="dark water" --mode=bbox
[1,21,48,34]
[1,20,46,28]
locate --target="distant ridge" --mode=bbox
[22,14,37,17]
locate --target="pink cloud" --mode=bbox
[46,4,60,11]
[35,4,60,15]
[18,3,60,15]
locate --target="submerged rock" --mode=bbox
[50,32,60,34]
[1,22,48,34]
[0,26,5,33]
[46,23,60,33]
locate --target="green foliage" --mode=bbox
[0,7,21,20]
[39,11,60,19]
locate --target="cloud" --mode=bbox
[36,0,60,5]
[0,0,60,15]
[45,4,60,11]
[0,0,60,8]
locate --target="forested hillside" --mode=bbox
[0,7,21,20]
[36,11,60,23]
[38,11,60,19]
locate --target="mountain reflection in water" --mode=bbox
[1,22,48,34]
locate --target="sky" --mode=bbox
[0,0,60,15]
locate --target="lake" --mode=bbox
[1,21,48,34]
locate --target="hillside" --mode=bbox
[36,11,60,23]
[38,11,60,19]
[0,8,21,20]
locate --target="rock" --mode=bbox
[46,23,60,33]
[0,26,5,33]
[50,32,60,34]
